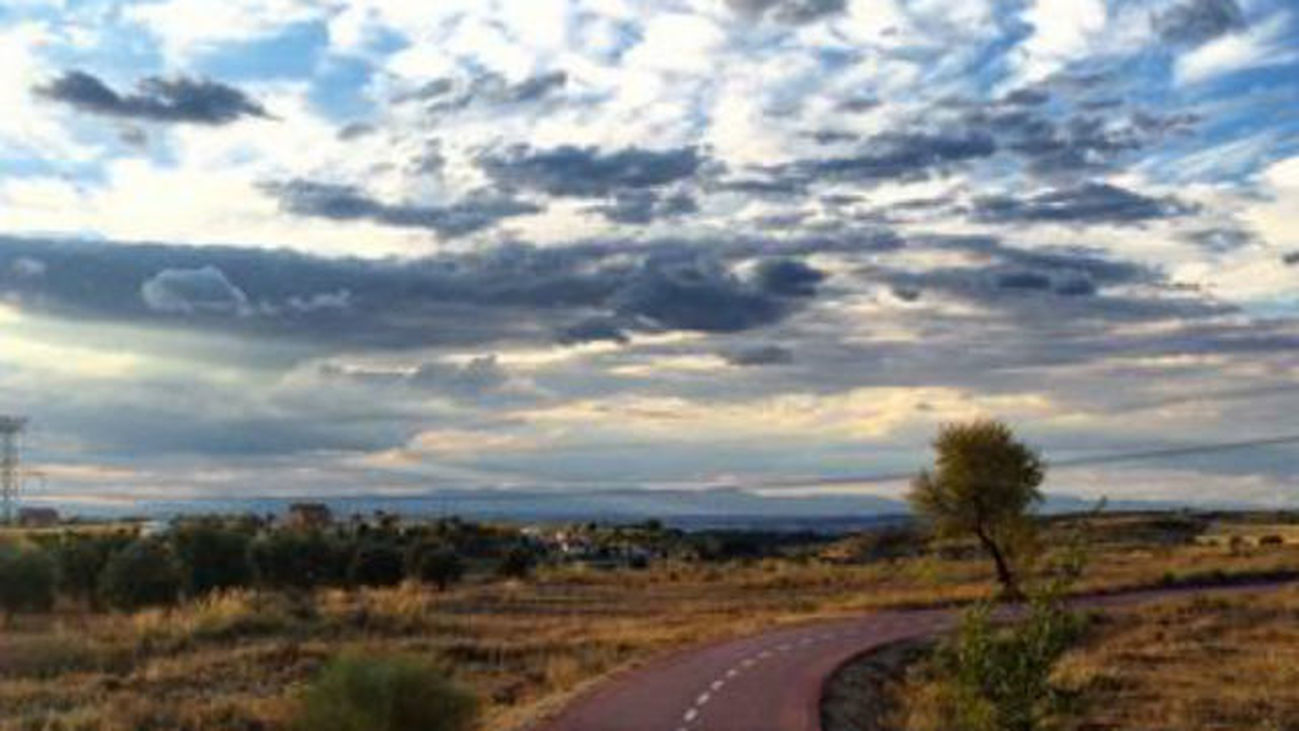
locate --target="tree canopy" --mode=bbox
[908,419,1044,597]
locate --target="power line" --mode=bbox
[747,432,1299,490]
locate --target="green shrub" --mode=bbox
[292,654,477,731]
[250,531,345,590]
[930,589,1086,731]
[98,539,184,610]
[497,545,536,580]
[54,532,134,606]
[406,542,465,591]
[0,544,58,617]
[347,542,405,588]
[172,522,254,595]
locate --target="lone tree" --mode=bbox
[908,420,1044,598]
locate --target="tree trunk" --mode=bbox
[975,527,1021,600]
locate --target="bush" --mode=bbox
[348,542,406,588]
[292,654,477,731]
[0,544,58,618]
[406,542,465,591]
[172,522,254,596]
[250,531,346,590]
[54,532,134,606]
[923,590,1086,731]
[98,539,184,610]
[497,545,536,580]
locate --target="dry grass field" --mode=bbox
[2,514,1298,730]
[1052,587,1299,730]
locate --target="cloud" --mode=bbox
[263,179,541,237]
[588,191,699,224]
[410,355,509,395]
[141,266,250,315]
[995,270,1053,291]
[725,0,846,24]
[395,70,569,113]
[1154,0,1245,46]
[753,259,825,297]
[0,236,831,349]
[972,183,1193,224]
[557,317,630,345]
[8,256,45,278]
[1175,11,1297,85]
[722,344,794,366]
[34,70,269,125]
[762,131,996,188]
[612,255,821,333]
[480,145,704,197]
[322,354,511,398]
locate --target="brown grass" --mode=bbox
[1052,587,1299,730]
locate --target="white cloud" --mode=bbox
[125,0,324,64]
[1176,11,1297,85]
[1015,0,1109,82]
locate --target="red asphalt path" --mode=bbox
[533,582,1292,731]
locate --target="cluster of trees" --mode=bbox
[0,517,541,617]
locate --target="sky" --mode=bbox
[0,0,1297,511]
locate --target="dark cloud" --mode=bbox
[395,70,568,113]
[875,236,1155,311]
[951,85,1199,175]
[972,183,1192,225]
[1154,0,1245,45]
[0,236,833,350]
[613,257,790,333]
[837,97,880,113]
[141,266,250,315]
[1001,87,1051,106]
[558,317,630,345]
[1284,252,1299,266]
[8,256,46,278]
[589,191,698,224]
[337,122,376,141]
[263,180,540,237]
[726,0,846,24]
[753,259,825,297]
[504,71,569,103]
[1055,276,1099,297]
[995,271,1053,291]
[1185,227,1255,252]
[803,130,859,145]
[480,144,704,197]
[722,344,794,366]
[34,70,269,125]
[410,355,509,395]
[763,131,996,188]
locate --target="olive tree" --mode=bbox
[908,420,1044,598]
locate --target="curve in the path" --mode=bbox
[532,581,1293,731]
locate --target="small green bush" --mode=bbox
[406,542,465,591]
[98,539,184,610]
[250,531,345,589]
[172,522,254,595]
[292,654,478,731]
[497,545,536,580]
[347,542,405,588]
[930,589,1086,731]
[0,544,58,617]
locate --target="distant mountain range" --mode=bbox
[35,487,1196,532]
